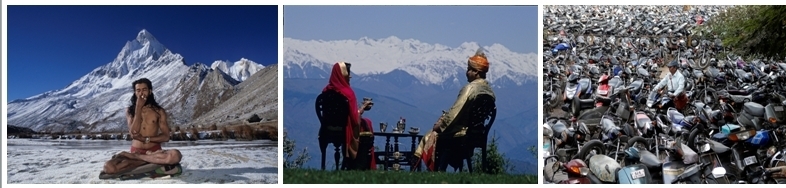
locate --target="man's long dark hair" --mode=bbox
[128,78,163,117]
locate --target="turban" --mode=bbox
[468,48,489,73]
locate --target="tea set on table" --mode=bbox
[378,118,419,135]
[377,118,421,171]
[364,97,421,171]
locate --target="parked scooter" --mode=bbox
[544,156,592,184]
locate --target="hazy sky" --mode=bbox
[284,5,538,53]
[7,5,278,101]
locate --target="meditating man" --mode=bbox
[102,78,182,176]
[413,48,496,171]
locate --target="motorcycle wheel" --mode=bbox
[626,136,650,151]
[697,58,710,69]
[575,140,606,160]
[549,87,563,109]
[686,128,703,152]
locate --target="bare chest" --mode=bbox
[139,107,160,134]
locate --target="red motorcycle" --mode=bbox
[596,74,612,107]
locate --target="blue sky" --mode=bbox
[284,5,537,53]
[7,5,278,101]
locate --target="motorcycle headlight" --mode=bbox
[729,129,756,142]
[544,127,553,137]
[700,143,712,153]
[712,167,727,178]
[767,146,777,158]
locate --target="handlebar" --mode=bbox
[701,162,712,169]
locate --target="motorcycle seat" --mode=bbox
[577,98,596,111]
[743,102,765,117]
[667,109,685,124]
[595,96,612,106]
[629,80,643,90]
[728,90,749,96]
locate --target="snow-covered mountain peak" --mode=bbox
[455,42,483,53]
[208,59,265,82]
[136,29,159,44]
[116,29,168,63]
[190,62,211,72]
[380,36,403,44]
[228,58,265,82]
[235,58,254,66]
[211,60,230,73]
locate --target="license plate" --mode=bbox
[631,169,646,179]
[775,106,784,112]
[743,156,757,166]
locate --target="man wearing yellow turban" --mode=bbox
[413,48,497,171]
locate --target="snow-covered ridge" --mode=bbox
[283,36,538,85]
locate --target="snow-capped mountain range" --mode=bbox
[7,29,275,133]
[283,36,538,86]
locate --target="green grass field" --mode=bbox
[283,168,538,184]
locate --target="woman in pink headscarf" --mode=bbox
[322,62,376,170]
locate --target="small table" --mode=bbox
[373,132,424,171]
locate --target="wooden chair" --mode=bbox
[315,90,375,170]
[315,90,349,170]
[434,94,496,173]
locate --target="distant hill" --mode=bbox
[8,125,38,134]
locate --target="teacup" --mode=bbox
[379,122,388,133]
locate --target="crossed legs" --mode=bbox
[120,149,183,165]
[103,149,183,174]
[103,155,148,174]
